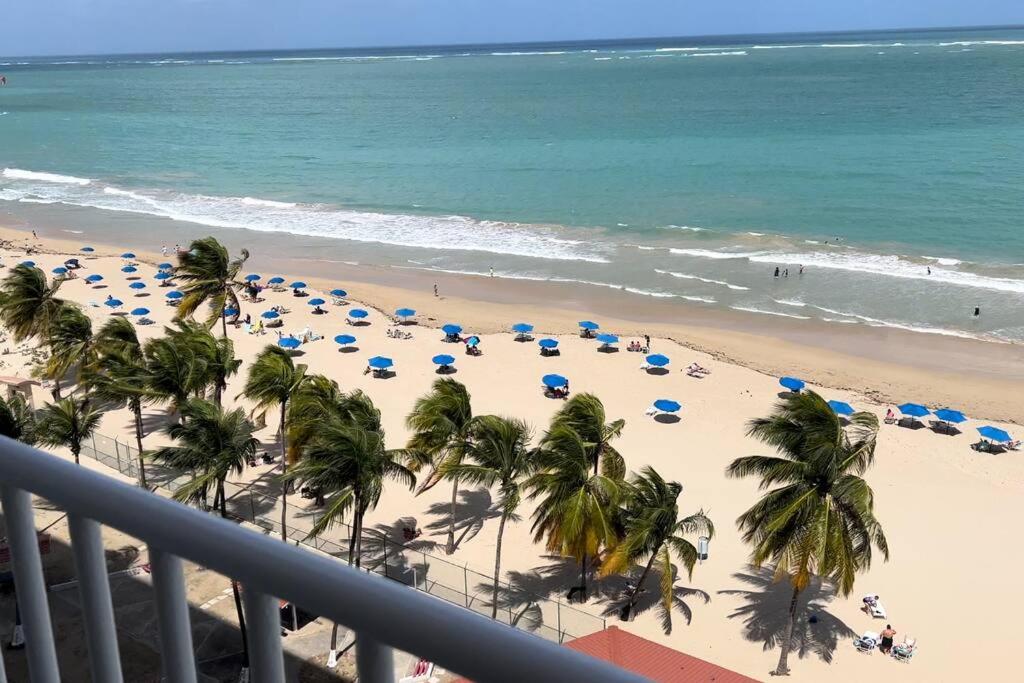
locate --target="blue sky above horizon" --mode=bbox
[3,1,1023,56]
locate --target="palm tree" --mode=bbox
[405,378,476,554]
[241,344,310,541]
[0,393,36,444]
[285,390,416,565]
[35,396,102,465]
[726,391,888,676]
[0,264,66,343]
[40,304,94,399]
[148,399,258,678]
[550,393,625,477]
[173,237,248,336]
[601,466,714,629]
[528,423,626,602]
[170,320,239,406]
[443,416,534,619]
[142,333,208,417]
[89,318,151,488]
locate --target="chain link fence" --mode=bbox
[79,432,606,643]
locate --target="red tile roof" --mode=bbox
[563,626,761,683]
[451,626,761,683]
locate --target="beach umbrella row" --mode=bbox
[166,290,183,300]
[653,399,681,413]
[538,338,559,349]
[779,376,805,392]
[442,323,462,336]
[332,289,348,298]
[512,323,533,334]
[542,374,568,389]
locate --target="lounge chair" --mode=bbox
[853,631,879,653]
[891,636,917,662]
[644,405,659,417]
[398,658,435,683]
[137,317,155,326]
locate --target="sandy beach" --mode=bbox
[2,225,1022,682]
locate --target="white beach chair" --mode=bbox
[853,631,879,653]
[398,658,435,683]
[644,405,659,417]
[892,636,917,662]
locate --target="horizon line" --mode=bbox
[3,22,1023,60]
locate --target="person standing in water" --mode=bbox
[974,306,980,317]
[774,266,780,278]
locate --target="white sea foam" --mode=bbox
[939,40,1024,46]
[594,57,612,61]
[752,45,808,50]
[655,269,749,290]
[0,172,608,263]
[810,305,993,340]
[660,224,709,232]
[922,255,962,266]
[654,47,701,53]
[693,51,747,57]
[3,168,91,185]
[490,51,567,56]
[671,246,1024,294]
[773,299,807,307]
[731,306,811,320]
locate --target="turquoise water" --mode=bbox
[2,28,1023,340]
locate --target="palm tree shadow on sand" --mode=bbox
[719,567,855,664]
[423,487,501,552]
[596,566,710,635]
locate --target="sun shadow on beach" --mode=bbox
[645,367,669,376]
[423,487,501,552]
[654,414,681,424]
[719,567,855,664]
[337,346,359,354]
[595,565,710,635]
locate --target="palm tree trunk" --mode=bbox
[624,545,661,619]
[71,442,80,466]
[220,308,228,338]
[353,508,365,569]
[490,509,509,619]
[220,486,250,676]
[133,403,147,489]
[774,584,802,676]
[52,377,62,400]
[279,403,288,543]
[446,478,459,554]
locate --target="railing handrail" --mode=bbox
[0,436,644,683]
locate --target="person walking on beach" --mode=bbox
[31,230,37,240]
[783,268,789,278]
[644,334,651,352]
[974,306,980,317]
[774,266,779,278]
[161,245,168,257]
[489,267,494,278]
[433,283,438,297]
[798,265,804,276]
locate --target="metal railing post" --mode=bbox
[356,635,393,683]
[149,549,197,683]
[68,515,123,682]
[0,485,59,683]
[463,565,469,607]
[114,439,122,472]
[242,590,285,683]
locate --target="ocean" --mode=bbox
[1,27,1023,342]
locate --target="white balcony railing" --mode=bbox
[0,436,645,683]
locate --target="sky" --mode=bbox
[3,0,1023,56]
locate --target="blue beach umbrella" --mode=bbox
[898,403,930,419]
[129,282,146,290]
[595,334,619,345]
[81,246,95,253]
[154,272,172,280]
[278,336,301,349]
[395,308,416,318]
[52,266,68,275]
[934,408,967,424]
[977,426,1012,443]
[578,321,599,331]
[331,288,348,298]
[646,354,671,367]
[442,323,462,336]
[121,252,136,259]
[244,274,261,282]
[466,336,480,347]
[21,261,35,267]
[104,298,123,309]
[827,400,855,416]
[542,374,568,389]
[289,281,307,289]
[165,290,183,299]
[130,307,150,316]
[261,310,280,319]
[308,298,326,306]
[334,334,356,346]
[538,338,559,349]
[85,274,103,283]
[222,307,238,317]
[779,376,805,392]
[268,277,285,285]
[653,399,682,413]
[158,262,173,270]
[432,354,456,366]
[512,323,534,334]
[121,265,137,273]
[348,308,368,319]
[368,356,393,369]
